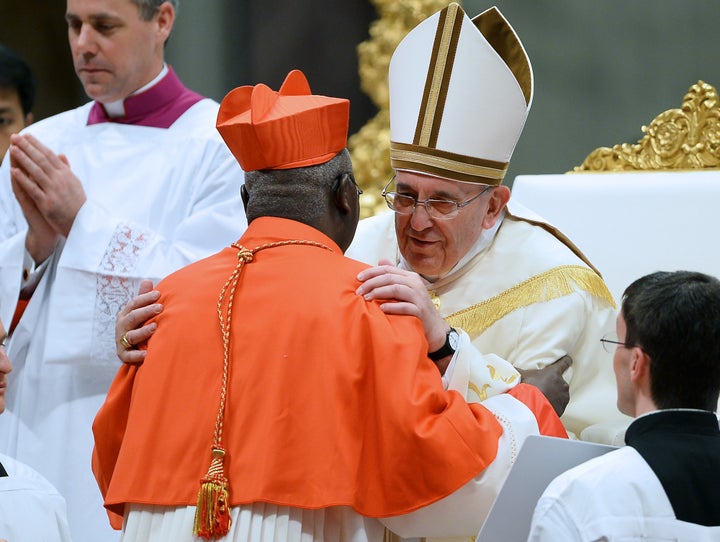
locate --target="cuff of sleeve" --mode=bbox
[441,353,458,391]
[20,248,51,293]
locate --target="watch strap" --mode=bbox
[428,327,457,361]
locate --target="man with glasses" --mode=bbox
[93,69,568,542]
[528,270,720,540]
[348,3,628,440]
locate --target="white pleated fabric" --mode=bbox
[121,503,385,542]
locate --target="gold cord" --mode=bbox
[194,238,333,538]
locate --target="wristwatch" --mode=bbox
[428,327,460,361]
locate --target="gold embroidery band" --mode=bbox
[414,3,463,148]
[446,265,616,339]
[390,141,507,184]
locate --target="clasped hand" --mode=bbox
[9,133,87,263]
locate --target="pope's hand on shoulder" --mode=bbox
[115,279,162,364]
[517,355,572,417]
[356,258,448,355]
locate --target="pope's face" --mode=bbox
[393,170,503,277]
[0,87,31,163]
[0,319,12,414]
[65,0,172,103]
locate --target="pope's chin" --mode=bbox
[402,249,445,277]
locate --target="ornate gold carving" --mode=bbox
[573,80,720,172]
[350,0,454,218]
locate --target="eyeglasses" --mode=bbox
[600,333,636,354]
[381,176,491,220]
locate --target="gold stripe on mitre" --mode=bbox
[390,141,507,184]
[414,3,464,148]
[397,3,516,185]
[446,265,616,338]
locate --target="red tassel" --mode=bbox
[193,448,232,539]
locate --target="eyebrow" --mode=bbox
[66,12,122,23]
[396,182,460,200]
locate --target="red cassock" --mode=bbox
[92,217,565,529]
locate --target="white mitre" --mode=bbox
[389,3,533,185]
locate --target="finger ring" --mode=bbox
[120,333,133,350]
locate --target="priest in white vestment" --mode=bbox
[0,2,246,542]
[0,317,71,542]
[528,271,720,541]
[347,2,630,452]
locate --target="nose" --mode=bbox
[409,201,434,230]
[74,24,99,55]
[0,346,11,376]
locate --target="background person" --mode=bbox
[0,43,34,163]
[528,270,720,541]
[0,1,246,541]
[94,69,567,542]
[0,316,72,542]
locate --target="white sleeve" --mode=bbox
[0,232,25,329]
[380,393,540,539]
[444,329,521,400]
[45,145,246,367]
[0,455,73,542]
[19,249,52,295]
[0,155,27,326]
[527,494,582,542]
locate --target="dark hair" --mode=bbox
[0,44,35,116]
[131,0,179,21]
[622,270,720,411]
[243,149,352,224]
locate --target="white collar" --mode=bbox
[102,64,169,118]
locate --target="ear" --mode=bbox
[24,112,34,127]
[240,184,249,212]
[482,185,510,229]
[333,173,353,216]
[630,347,651,387]
[155,2,175,44]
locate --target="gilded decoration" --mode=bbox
[350,0,456,218]
[573,80,720,172]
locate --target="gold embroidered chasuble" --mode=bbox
[346,201,629,439]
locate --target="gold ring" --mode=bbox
[120,333,133,350]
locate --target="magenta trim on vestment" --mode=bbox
[87,67,204,128]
